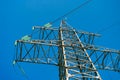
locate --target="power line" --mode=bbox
[51,0,92,24]
[97,22,119,34]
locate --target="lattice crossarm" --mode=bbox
[84,43,120,72]
[14,40,59,65]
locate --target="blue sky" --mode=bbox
[0,0,120,80]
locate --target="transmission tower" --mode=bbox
[14,20,120,80]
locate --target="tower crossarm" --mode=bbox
[83,43,120,72]
[14,39,59,65]
[33,26,100,44]
[33,26,100,37]
[16,40,60,46]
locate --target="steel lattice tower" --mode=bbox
[14,20,120,80]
